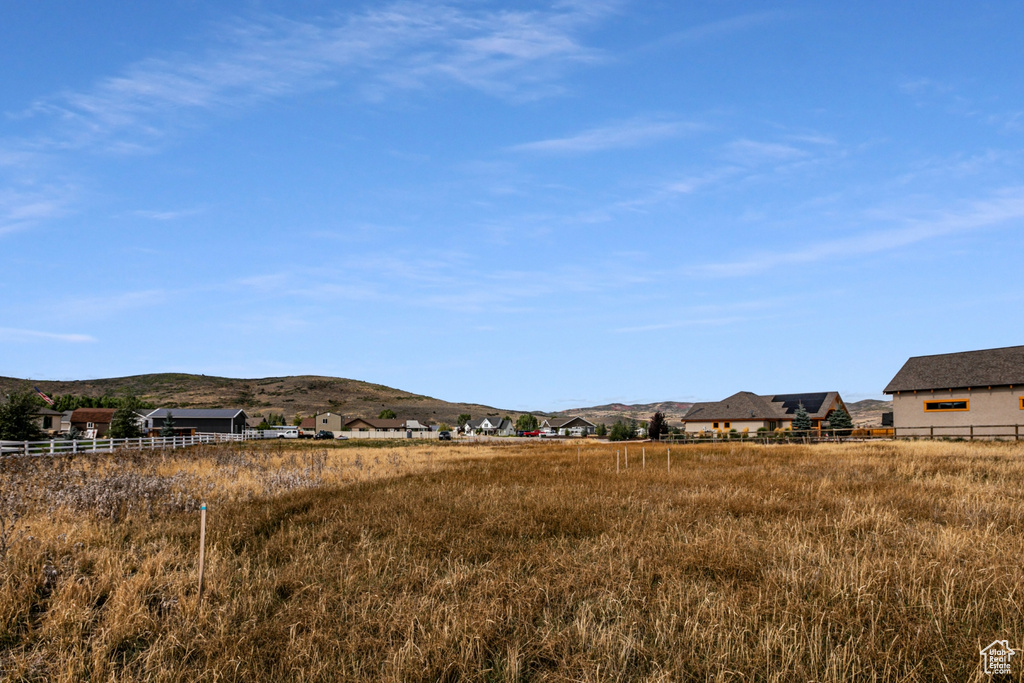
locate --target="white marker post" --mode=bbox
[625,446,628,469]
[198,504,207,601]
[642,447,646,470]
[667,448,671,473]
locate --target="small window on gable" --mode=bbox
[322,418,328,424]
[924,400,969,412]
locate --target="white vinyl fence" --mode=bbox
[0,432,246,457]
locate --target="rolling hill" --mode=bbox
[0,374,527,427]
[1,373,892,428]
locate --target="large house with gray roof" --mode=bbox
[884,345,1024,437]
[145,408,249,434]
[466,417,514,436]
[539,416,597,436]
[682,391,847,434]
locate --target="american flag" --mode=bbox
[33,386,55,406]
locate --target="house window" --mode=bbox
[713,422,719,428]
[42,416,53,429]
[924,400,969,412]
[724,422,731,428]
[1019,397,1024,410]
[87,422,94,429]
[322,418,328,424]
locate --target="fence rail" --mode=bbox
[0,432,247,457]
[662,424,1023,444]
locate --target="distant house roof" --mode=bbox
[542,416,596,429]
[884,345,1024,393]
[682,391,842,421]
[70,408,116,424]
[467,417,511,430]
[35,408,63,416]
[146,408,248,419]
[345,418,406,430]
[300,417,315,429]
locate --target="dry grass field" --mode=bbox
[2,439,1023,681]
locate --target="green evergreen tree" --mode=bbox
[159,411,176,437]
[608,418,637,442]
[595,423,607,437]
[109,391,143,439]
[0,391,44,441]
[457,414,471,429]
[649,412,666,441]
[792,403,813,433]
[828,407,853,437]
[378,409,397,420]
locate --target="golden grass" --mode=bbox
[2,439,1024,681]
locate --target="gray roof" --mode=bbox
[884,345,1024,393]
[468,417,511,429]
[543,416,596,429]
[146,408,248,419]
[683,391,841,421]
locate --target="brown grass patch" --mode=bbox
[2,440,1023,681]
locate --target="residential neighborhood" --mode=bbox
[9,343,1024,446]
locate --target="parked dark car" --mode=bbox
[438,431,452,441]
[313,430,334,440]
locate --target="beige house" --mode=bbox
[344,418,430,432]
[682,391,847,434]
[313,412,345,434]
[884,345,1024,437]
[34,408,63,436]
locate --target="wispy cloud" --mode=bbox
[644,10,789,51]
[0,327,96,343]
[15,3,612,152]
[690,187,1024,278]
[724,138,806,164]
[0,188,69,236]
[509,118,700,153]
[133,208,204,221]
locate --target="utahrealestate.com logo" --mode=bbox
[981,640,1016,675]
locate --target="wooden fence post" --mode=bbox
[625,447,628,469]
[198,504,207,601]
[667,448,670,473]
[642,447,645,470]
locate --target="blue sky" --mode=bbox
[3,1,1024,411]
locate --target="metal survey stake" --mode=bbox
[198,504,207,601]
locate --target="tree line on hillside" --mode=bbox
[47,394,156,412]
